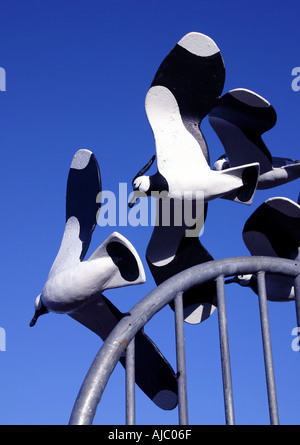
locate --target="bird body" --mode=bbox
[31,150,145,323]
[41,229,145,314]
[130,33,259,208]
[31,149,178,410]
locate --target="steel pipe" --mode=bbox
[125,338,136,425]
[256,271,279,425]
[216,275,235,425]
[174,292,188,425]
[69,256,300,425]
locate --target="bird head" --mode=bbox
[225,274,252,287]
[128,155,155,208]
[29,294,49,327]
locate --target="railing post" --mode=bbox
[256,271,279,425]
[174,291,189,425]
[216,275,235,425]
[125,338,136,425]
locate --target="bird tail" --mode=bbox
[87,232,146,289]
[219,162,260,205]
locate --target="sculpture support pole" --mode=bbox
[126,338,136,425]
[256,271,279,425]
[216,275,235,425]
[174,292,188,425]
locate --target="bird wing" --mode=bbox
[48,149,101,278]
[146,32,225,172]
[146,199,217,324]
[243,196,300,259]
[87,231,146,288]
[209,88,277,174]
[70,293,178,410]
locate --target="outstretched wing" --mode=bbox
[87,231,146,289]
[243,196,300,259]
[70,293,178,410]
[48,149,101,278]
[209,88,277,174]
[146,32,225,171]
[146,199,217,324]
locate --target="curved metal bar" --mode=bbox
[69,256,300,425]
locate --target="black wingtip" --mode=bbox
[237,165,259,203]
[132,155,156,185]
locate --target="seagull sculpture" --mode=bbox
[209,88,300,189]
[30,149,178,410]
[146,199,217,324]
[226,196,300,301]
[129,32,260,209]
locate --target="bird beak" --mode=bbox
[129,155,155,208]
[224,276,238,284]
[128,189,144,208]
[128,193,138,208]
[29,304,49,327]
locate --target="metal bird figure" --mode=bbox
[30,149,178,410]
[129,32,259,209]
[209,88,300,189]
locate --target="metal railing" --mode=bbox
[68,256,300,425]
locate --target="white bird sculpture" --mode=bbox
[209,88,300,189]
[226,196,300,301]
[129,32,260,209]
[30,149,178,410]
[30,149,145,322]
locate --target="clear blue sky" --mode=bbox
[0,0,299,425]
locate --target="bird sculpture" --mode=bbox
[30,149,178,410]
[226,196,300,301]
[129,32,259,324]
[209,88,300,189]
[129,32,260,209]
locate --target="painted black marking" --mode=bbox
[149,172,169,194]
[106,241,139,282]
[151,42,225,164]
[237,165,260,202]
[209,90,276,165]
[147,232,217,313]
[66,152,101,260]
[132,155,156,185]
[243,201,300,259]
